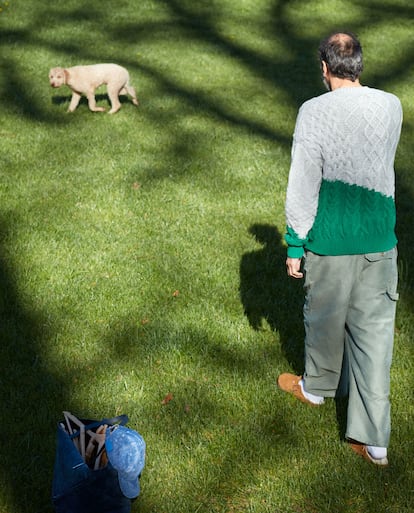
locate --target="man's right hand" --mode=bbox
[286,257,303,279]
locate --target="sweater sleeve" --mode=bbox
[285,103,324,257]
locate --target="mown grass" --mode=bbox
[1,0,414,512]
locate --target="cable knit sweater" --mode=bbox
[285,86,403,258]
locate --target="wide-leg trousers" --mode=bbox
[302,248,398,447]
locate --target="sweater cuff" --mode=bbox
[286,245,305,259]
[285,226,306,259]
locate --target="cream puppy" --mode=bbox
[49,63,139,114]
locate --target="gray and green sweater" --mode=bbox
[285,86,403,258]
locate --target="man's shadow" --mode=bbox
[240,223,349,438]
[239,223,305,373]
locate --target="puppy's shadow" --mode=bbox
[239,223,304,372]
[51,94,130,107]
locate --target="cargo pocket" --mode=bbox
[364,248,399,299]
[386,260,399,301]
[364,249,394,263]
[386,248,399,301]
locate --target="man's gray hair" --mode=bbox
[318,32,363,81]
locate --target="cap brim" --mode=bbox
[118,473,140,499]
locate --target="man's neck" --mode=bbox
[329,77,362,91]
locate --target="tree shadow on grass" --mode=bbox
[0,57,65,124]
[0,221,68,513]
[1,0,414,511]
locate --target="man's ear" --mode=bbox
[321,61,329,75]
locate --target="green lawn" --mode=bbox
[1,0,414,512]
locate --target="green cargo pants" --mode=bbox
[302,248,398,447]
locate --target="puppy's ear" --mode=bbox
[63,69,69,84]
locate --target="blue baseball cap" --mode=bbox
[105,425,146,499]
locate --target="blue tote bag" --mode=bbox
[52,414,143,513]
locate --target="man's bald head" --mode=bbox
[319,32,363,81]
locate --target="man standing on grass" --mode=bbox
[277,32,402,466]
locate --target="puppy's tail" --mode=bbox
[121,81,139,106]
